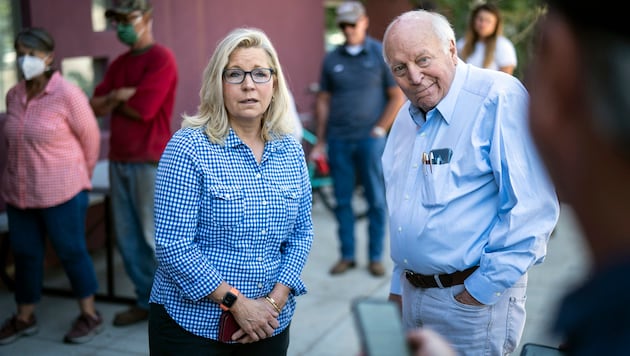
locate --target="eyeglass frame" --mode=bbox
[222,68,275,84]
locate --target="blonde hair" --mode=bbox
[182,27,292,144]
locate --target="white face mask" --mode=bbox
[18,54,47,80]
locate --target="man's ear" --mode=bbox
[449,39,457,65]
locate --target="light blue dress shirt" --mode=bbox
[149,127,313,340]
[382,61,559,305]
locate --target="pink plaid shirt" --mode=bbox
[1,72,100,209]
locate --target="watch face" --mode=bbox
[223,292,238,307]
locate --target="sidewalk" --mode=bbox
[0,202,590,356]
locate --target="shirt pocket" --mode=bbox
[279,185,301,226]
[421,163,451,207]
[208,186,244,230]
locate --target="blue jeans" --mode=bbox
[327,136,387,262]
[7,191,98,303]
[109,162,157,309]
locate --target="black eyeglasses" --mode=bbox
[338,23,357,30]
[222,68,274,84]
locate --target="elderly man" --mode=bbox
[381,10,559,355]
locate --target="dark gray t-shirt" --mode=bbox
[319,37,397,140]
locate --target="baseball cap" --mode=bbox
[336,1,366,25]
[105,0,152,18]
[546,0,630,38]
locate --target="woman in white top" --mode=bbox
[457,2,517,75]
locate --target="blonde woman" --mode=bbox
[148,27,313,355]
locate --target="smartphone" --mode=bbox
[352,297,410,356]
[520,343,566,356]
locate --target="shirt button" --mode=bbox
[261,229,266,234]
[404,194,409,200]
[257,256,263,262]
[258,283,263,289]
[398,226,402,232]
[420,132,426,137]
[412,163,418,168]
[495,292,501,296]
[256,173,261,179]
[403,259,408,264]
[262,200,267,205]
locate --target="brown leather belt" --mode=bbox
[405,266,479,289]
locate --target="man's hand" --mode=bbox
[111,87,136,102]
[454,289,483,306]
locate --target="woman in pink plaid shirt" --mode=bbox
[0,27,103,346]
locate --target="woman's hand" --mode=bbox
[230,298,280,343]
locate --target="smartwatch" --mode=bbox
[220,287,240,311]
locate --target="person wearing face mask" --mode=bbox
[0,27,103,345]
[89,0,178,327]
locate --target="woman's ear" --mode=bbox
[45,52,54,67]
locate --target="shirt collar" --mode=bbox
[224,127,286,154]
[17,71,61,103]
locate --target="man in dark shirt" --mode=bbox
[311,1,404,277]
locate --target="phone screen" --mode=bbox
[352,298,410,356]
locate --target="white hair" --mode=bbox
[382,9,455,65]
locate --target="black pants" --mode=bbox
[149,303,290,356]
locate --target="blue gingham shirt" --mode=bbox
[382,61,560,305]
[150,127,313,340]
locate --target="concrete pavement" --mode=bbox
[0,201,590,356]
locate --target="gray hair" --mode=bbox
[382,9,455,65]
[182,27,292,144]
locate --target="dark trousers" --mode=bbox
[149,303,290,356]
